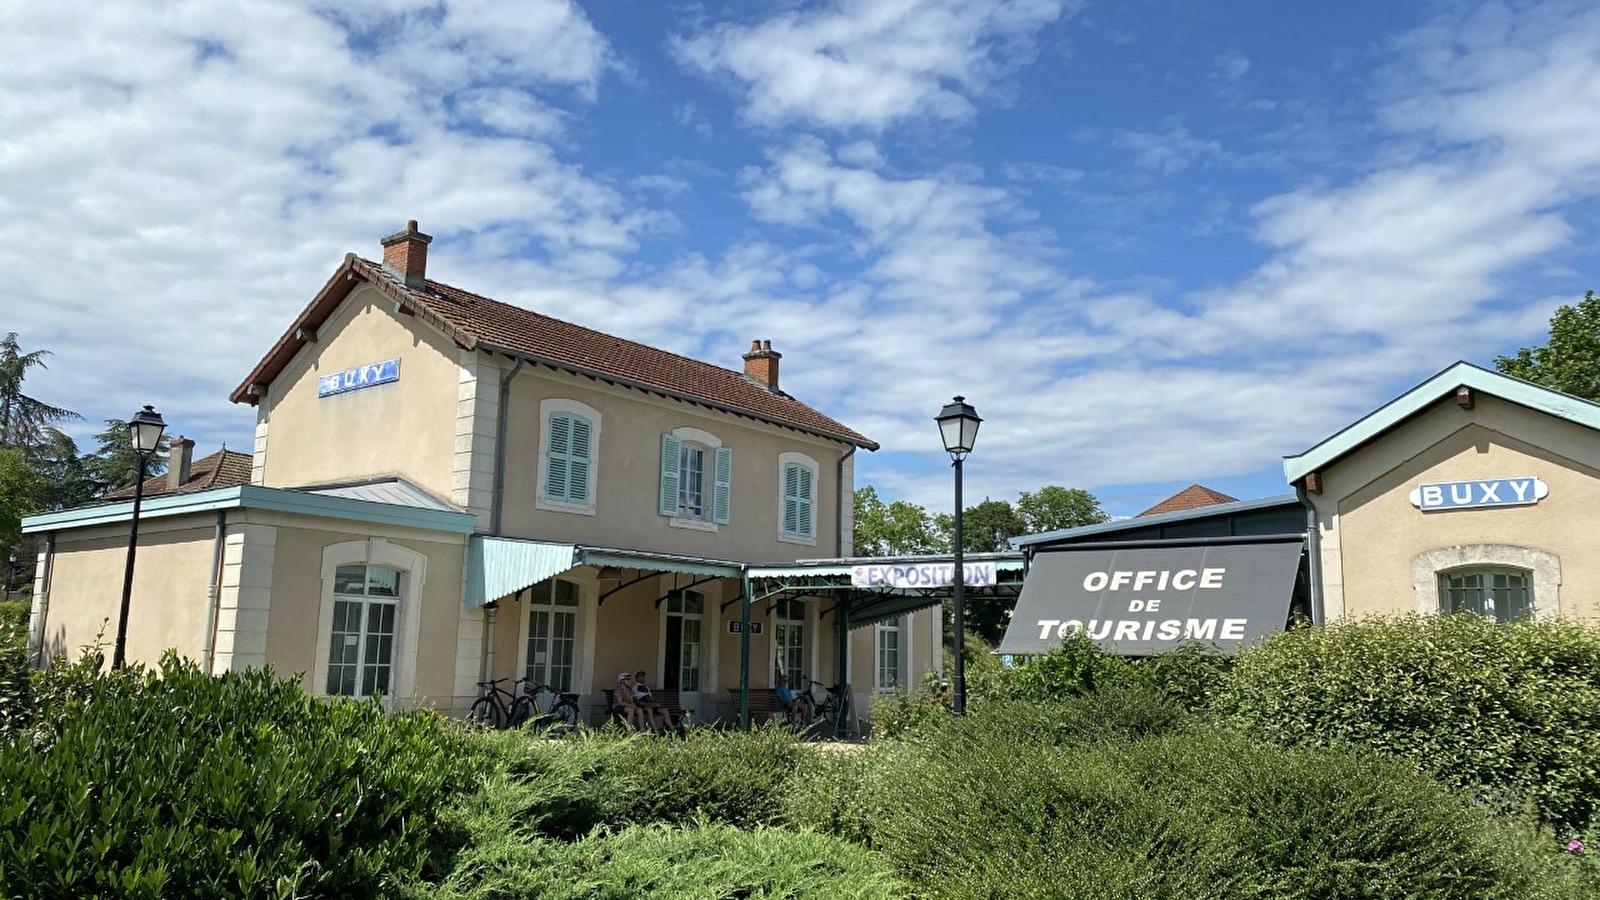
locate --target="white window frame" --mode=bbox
[777,451,819,546]
[669,427,723,532]
[313,539,427,707]
[658,588,708,693]
[536,398,601,516]
[518,577,583,692]
[1410,544,1560,620]
[771,597,815,687]
[875,614,910,692]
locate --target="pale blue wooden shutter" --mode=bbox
[546,414,572,501]
[782,464,801,536]
[796,464,813,537]
[659,434,680,517]
[712,447,733,525]
[567,416,592,503]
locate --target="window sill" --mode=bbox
[669,517,718,533]
[536,497,596,517]
[777,532,817,547]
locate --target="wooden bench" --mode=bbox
[602,688,683,730]
[725,688,792,724]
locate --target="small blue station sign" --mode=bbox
[318,359,400,398]
[1408,477,1548,511]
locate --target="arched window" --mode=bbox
[327,564,400,697]
[1438,568,1533,623]
[315,539,427,703]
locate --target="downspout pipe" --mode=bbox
[835,446,856,557]
[490,356,526,536]
[29,533,56,668]
[1296,483,1324,626]
[201,510,227,674]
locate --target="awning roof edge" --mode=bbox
[467,537,579,609]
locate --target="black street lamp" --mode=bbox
[936,395,981,715]
[113,405,166,670]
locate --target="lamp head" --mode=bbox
[936,395,982,458]
[128,405,167,454]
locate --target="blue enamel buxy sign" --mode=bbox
[1407,477,1548,511]
[318,359,400,398]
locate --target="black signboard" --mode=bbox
[998,541,1303,655]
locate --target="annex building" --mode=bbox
[22,222,962,725]
[1001,362,1600,656]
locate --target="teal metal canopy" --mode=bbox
[466,537,579,609]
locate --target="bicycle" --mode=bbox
[510,679,581,732]
[799,678,854,738]
[467,677,581,732]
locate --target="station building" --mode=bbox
[22,222,960,724]
[1001,362,1600,656]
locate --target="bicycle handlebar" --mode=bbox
[476,677,510,687]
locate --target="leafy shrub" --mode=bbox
[410,821,904,900]
[845,704,1584,900]
[971,634,1231,715]
[456,723,807,841]
[1221,614,1600,834]
[0,602,32,733]
[0,653,478,899]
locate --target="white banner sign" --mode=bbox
[851,562,997,589]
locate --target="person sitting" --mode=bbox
[774,674,809,724]
[632,670,676,732]
[612,672,645,729]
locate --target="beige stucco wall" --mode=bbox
[492,361,854,562]
[1313,394,1600,623]
[263,522,466,707]
[255,284,462,499]
[33,520,217,667]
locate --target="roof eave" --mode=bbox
[477,341,879,450]
[1282,361,1600,483]
[229,256,477,406]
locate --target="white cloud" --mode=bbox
[1,0,632,451]
[1111,120,1228,174]
[672,0,1070,130]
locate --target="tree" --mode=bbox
[85,418,168,495]
[1495,290,1600,400]
[935,498,1027,554]
[853,486,942,557]
[0,333,79,449]
[0,448,44,579]
[1017,484,1111,533]
[29,428,94,512]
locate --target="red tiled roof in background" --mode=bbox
[1137,484,1239,518]
[105,449,253,500]
[231,254,878,450]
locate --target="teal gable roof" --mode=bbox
[1282,361,1600,484]
[22,484,477,535]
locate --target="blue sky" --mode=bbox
[6,0,1599,518]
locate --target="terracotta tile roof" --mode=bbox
[232,254,877,449]
[1137,484,1239,518]
[106,448,253,500]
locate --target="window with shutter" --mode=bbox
[537,400,600,515]
[780,455,817,541]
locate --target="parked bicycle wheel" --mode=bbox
[467,696,504,730]
[548,698,580,730]
[507,696,534,729]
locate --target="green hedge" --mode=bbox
[821,703,1587,900]
[411,822,904,900]
[1221,614,1600,834]
[0,654,479,899]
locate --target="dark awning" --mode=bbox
[998,539,1304,656]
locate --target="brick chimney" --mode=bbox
[742,339,781,391]
[380,219,432,289]
[167,436,194,492]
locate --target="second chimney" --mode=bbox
[168,436,194,492]
[380,219,433,289]
[742,339,781,391]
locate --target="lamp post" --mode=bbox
[936,395,981,715]
[113,405,166,670]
